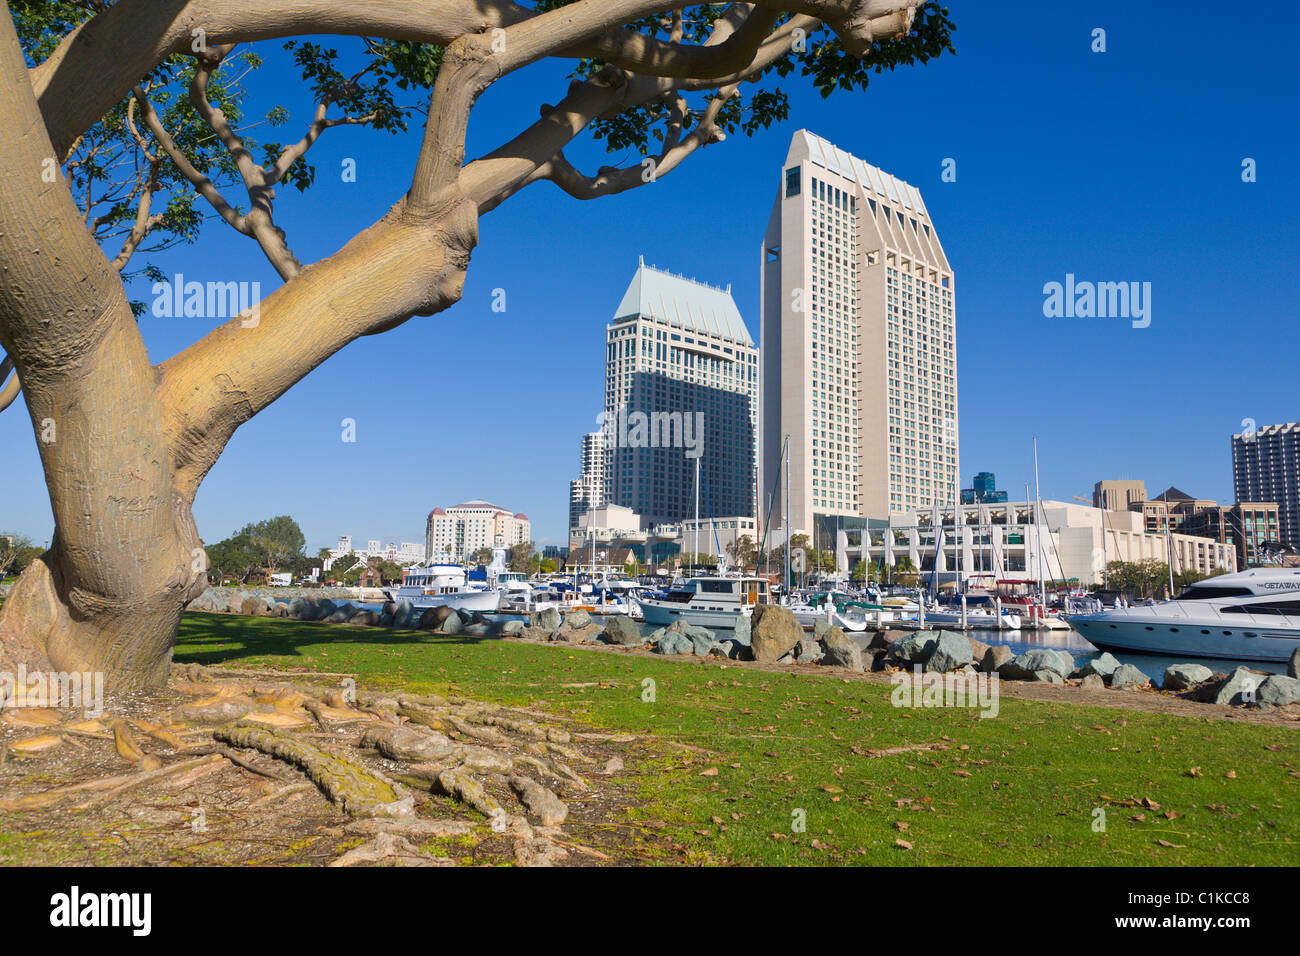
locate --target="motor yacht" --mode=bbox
[1068,568,1300,662]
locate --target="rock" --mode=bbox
[687,627,717,656]
[529,607,562,631]
[1212,666,1268,706]
[350,609,380,626]
[653,630,693,655]
[1109,663,1150,689]
[1033,671,1064,684]
[731,615,752,647]
[554,618,602,643]
[519,625,553,642]
[1289,648,1300,680]
[981,645,1013,674]
[813,617,830,639]
[1163,663,1213,691]
[379,602,397,626]
[509,776,568,827]
[1000,648,1073,681]
[1255,674,1300,707]
[821,638,863,671]
[314,598,338,621]
[500,620,526,637]
[241,596,268,616]
[563,609,592,630]
[392,600,420,628]
[1079,673,1106,691]
[436,611,464,634]
[871,628,907,650]
[287,596,315,620]
[966,636,990,663]
[717,639,751,661]
[268,602,289,617]
[1080,652,1121,678]
[795,638,822,663]
[461,622,492,637]
[750,604,803,664]
[418,605,455,631]
[602,615,642,646]
[926,631,973,673]
[889,631,938,664]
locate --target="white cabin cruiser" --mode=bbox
[1068,568,1300,662]
[390,563,502,613]
[636,576,770,630]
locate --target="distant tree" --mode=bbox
[242,515,306,573]
[1,532,42,579]
[726,534,758,571]
[508,542,535,573]
[375,559,404,584]
[539,558,558,574]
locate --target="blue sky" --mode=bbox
[3,0,1298,551]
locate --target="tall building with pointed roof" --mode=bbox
[592,258,758,528]
[760,131,958,539]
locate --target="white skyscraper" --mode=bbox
[760,130,958,539]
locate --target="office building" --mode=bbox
[1232,422,1300,550]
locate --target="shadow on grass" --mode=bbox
[175,611,500,669]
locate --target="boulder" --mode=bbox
[418,606,454,630]
[813,617,831,639]
[1212,666,1268,706]
[717,639,752,661]
[378,602,398,626]
[871,628,907,650]
[461,622,492,637]
[821,634,864,671]
[926,631,974,673]
[687,626,717,656]
[1080,652,1121,678]
[519,625,553,642]
[500,619,526,637]
[563,609,592,630]
[240,596,269,616]
[966,636,991,664]
[350,609,380,627]
[652,630,693,656]
[314,598,338,621]
[555,622,603,644]
[1289,648,1300,681]
[436,611,464,634]
[1109,663,1150,689]
[981,645,1013,674]
[795,638,822,663]
[731,615,753,647]
[1033,671,1064,684]
[889,631,938,664]
[287,596,316,621]
[1163,663,1213,691]
[392,600,420,628]
[602,615,642,646]
[529,607,562,632]
[1255,674,1300,708]
[1000,648,1073,681]
[1079,673,1106,692]
[750,604,803,664]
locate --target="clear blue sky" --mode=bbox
[3,1,1298,552]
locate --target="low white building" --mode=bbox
[325,536,424,571]
[842,499,1237,586]
[426,500,531,562]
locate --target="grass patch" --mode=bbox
[170,612,1300,865]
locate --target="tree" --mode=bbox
[539,558,558,574]
[242,515,306,573]
[0,1,953,690]
[508,541,535,573]
[0,531,42,579]
[726,534,758,571]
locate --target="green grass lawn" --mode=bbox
[174,612,1300,866]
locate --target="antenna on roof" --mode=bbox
[638,255,644,267]
[726,283,732,294]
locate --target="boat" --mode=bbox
[903,605,1024,630]
[389,563,502,612]
[1067,568,1300,662]
[636,576,771,630]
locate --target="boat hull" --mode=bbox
[637,599,745,630]
[397,589,502,613]
[1070,615,1300,663]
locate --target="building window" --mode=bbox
[785,166,801,198]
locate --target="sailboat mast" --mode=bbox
[784,433,791,594]
[1032,437,1046,603]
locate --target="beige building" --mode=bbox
[426,500,530,561]
[842,499,1236,587]
[1092,479,1146,512]
[760,131,956,538]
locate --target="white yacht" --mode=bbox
[636,576,771,630]
[389,563,502,613]
[1068,568,1300,662]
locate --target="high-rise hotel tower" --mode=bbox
[760,131,957,537]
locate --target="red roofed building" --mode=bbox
[425,499,531,561]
